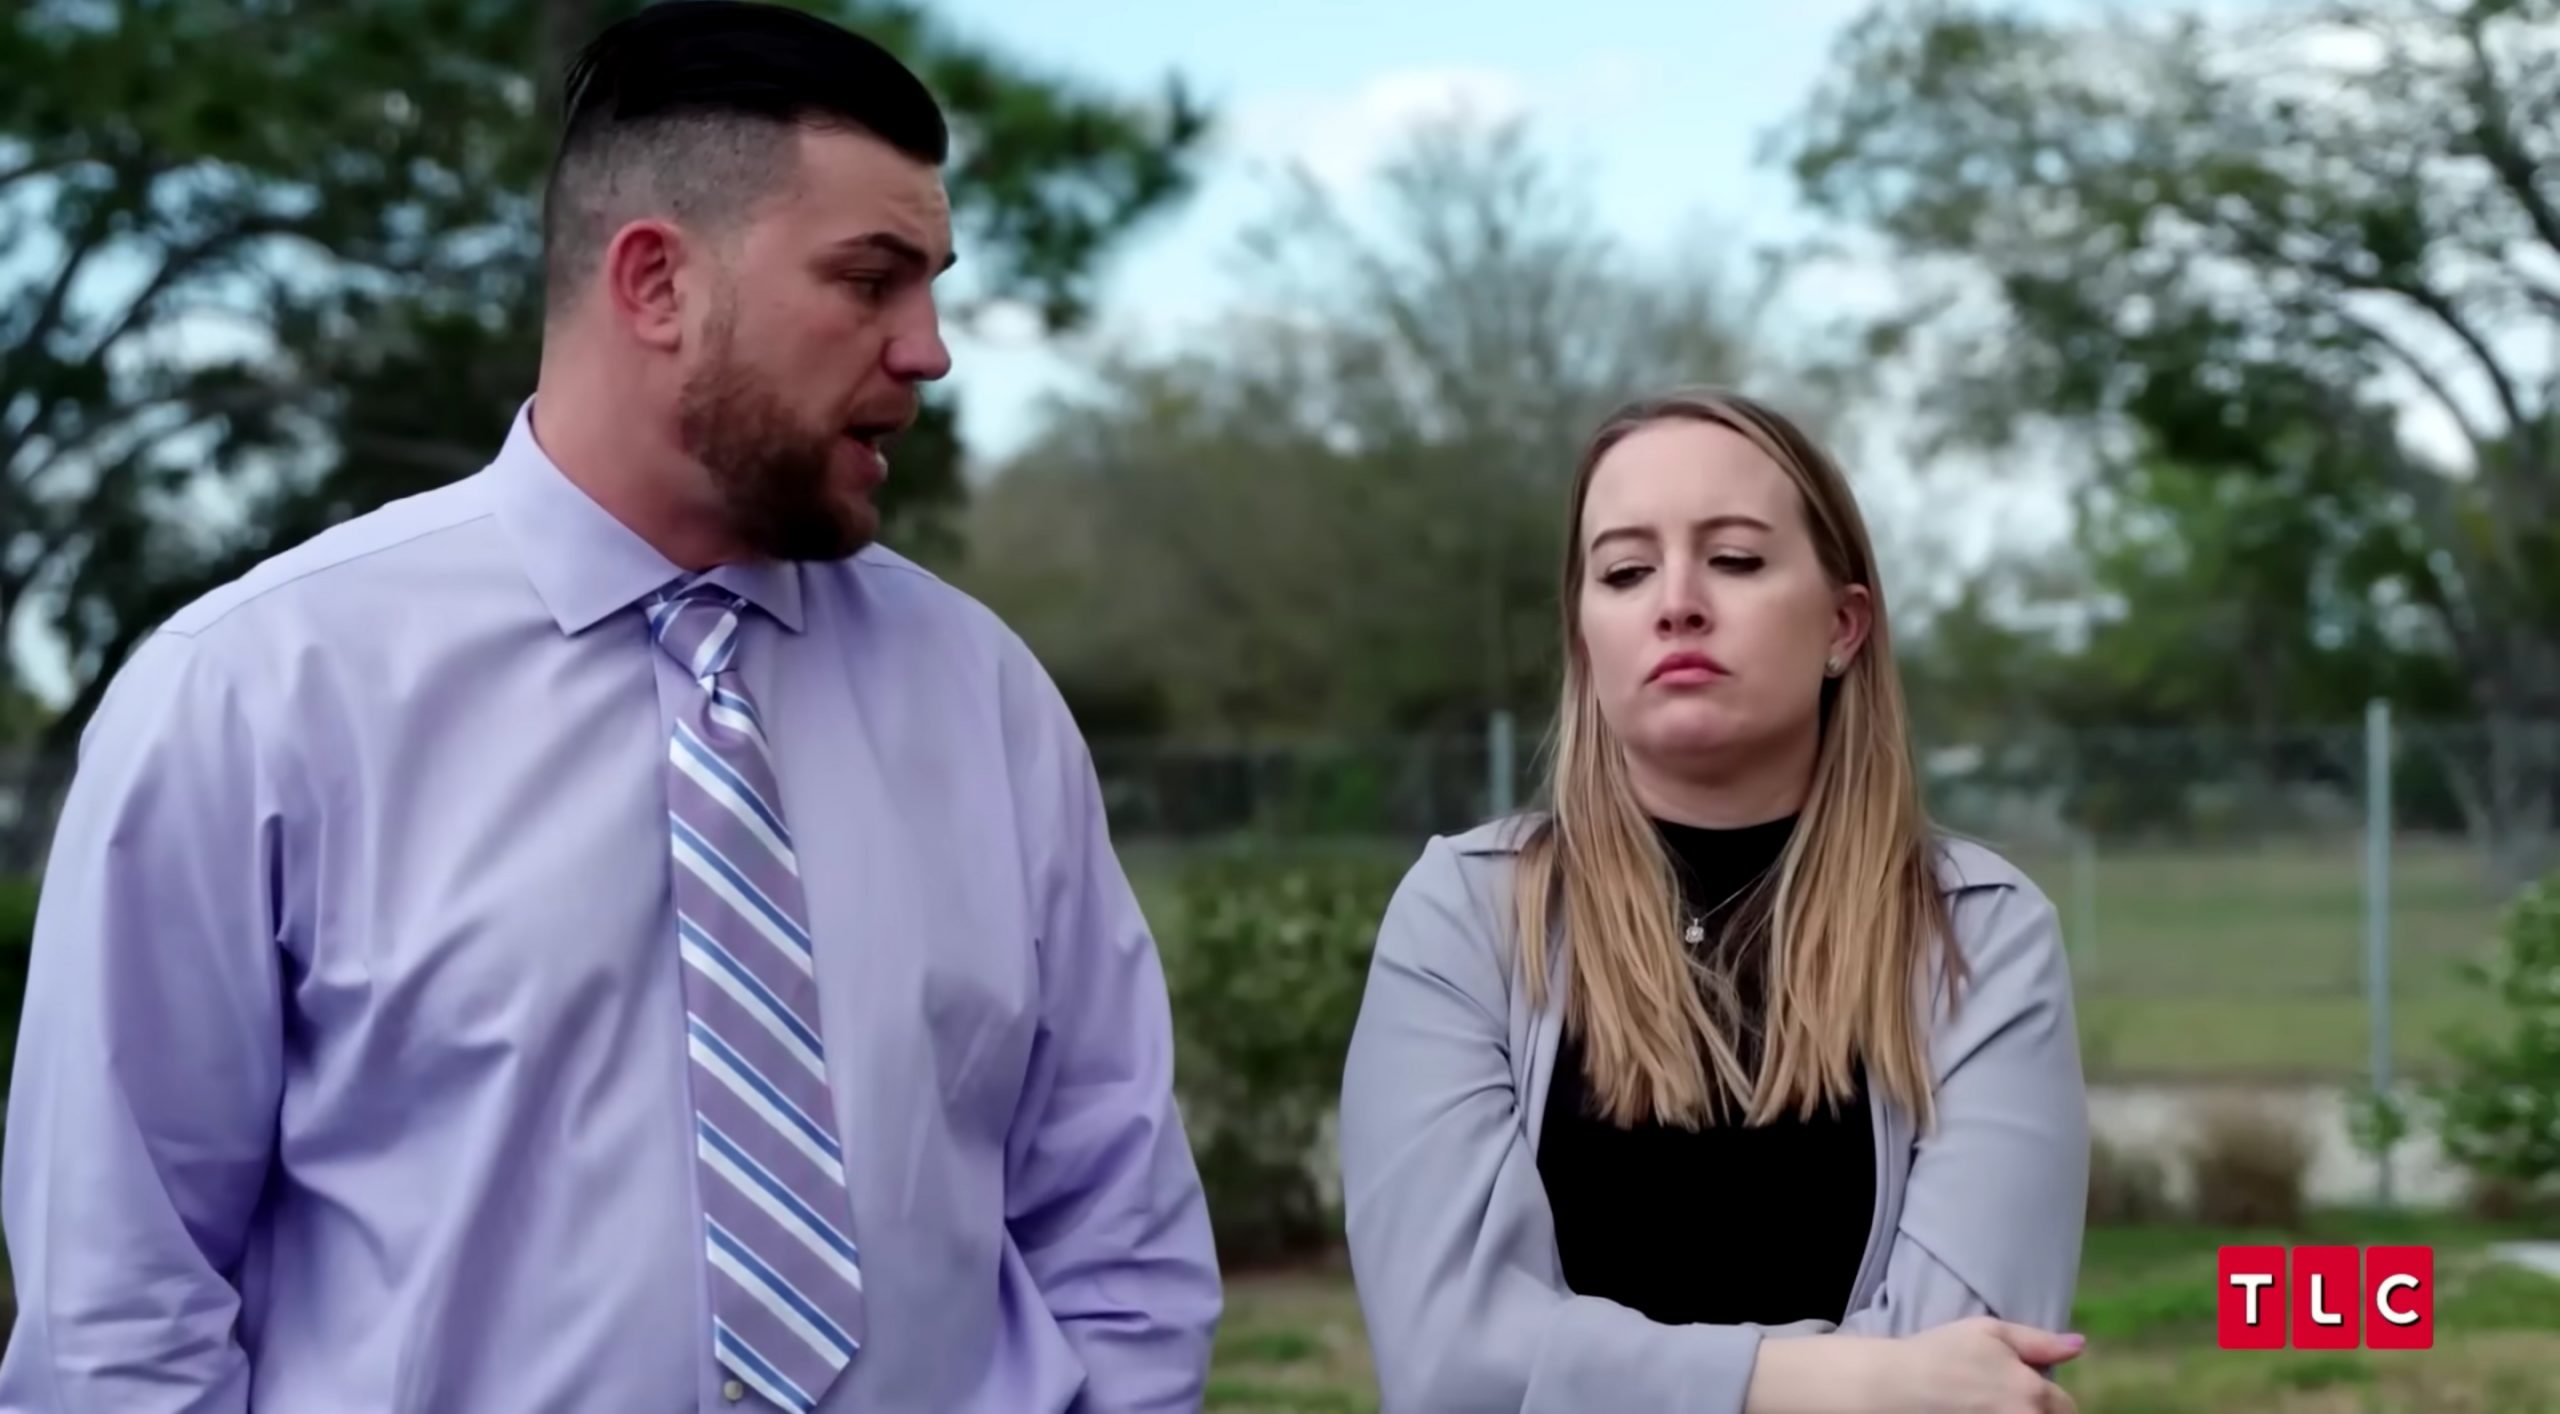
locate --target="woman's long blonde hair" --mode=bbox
[1511,388,1962,1131]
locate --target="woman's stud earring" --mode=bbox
[1825,656,1844,677]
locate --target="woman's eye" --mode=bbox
[1711,554,1764,573]
[1600,565,1650,589]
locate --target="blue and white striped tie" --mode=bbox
[650,578,865,1410]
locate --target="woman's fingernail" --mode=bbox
[2063,1333,2086,1349]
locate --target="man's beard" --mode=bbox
[675,342,877,563]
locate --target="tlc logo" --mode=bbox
[2217,1246,2433,1349]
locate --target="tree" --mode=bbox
[963,116,1813,739]
[1777,0,2560,881]
[1,0,1207,754]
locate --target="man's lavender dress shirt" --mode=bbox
[0,403,1222,1412]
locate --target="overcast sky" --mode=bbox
[922,0,1907,464]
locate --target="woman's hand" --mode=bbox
[1879,1317,2085,1413]
[1747,1319,2083,1414]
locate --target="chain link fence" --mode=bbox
[6,712,2551,1087]
[1094,711,2552,1088]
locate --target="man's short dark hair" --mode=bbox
[541,0,949,318]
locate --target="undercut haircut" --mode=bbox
[541,0,949,319]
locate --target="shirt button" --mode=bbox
[722,1379,745,1402]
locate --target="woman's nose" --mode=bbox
[1657,580,1709,633]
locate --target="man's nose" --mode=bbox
[885,307,952,383]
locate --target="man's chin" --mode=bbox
[740,496,877,562]
[832,496,881,553]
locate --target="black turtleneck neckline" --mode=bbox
[1532,809,1877,1328]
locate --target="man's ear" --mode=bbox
[602,219,689,352]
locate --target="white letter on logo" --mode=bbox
[2310,1274,2343,1326]
[2375,1274,2420,1327]
[2229,1272,2275,1325]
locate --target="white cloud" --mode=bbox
[1218,52,1667,198]
[1222,65,1529,193]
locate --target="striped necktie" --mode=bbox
[649,578,866,1411]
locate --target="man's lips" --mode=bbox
[841,419,906,451]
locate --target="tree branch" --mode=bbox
[2458,6,2560,266]
[1,211,296,474]
[73,218,277,369]
[2230,216,2534,440]
[0,152,82,196]
[12,391,216,503]
[6,381,304,641]
[2334,306,2495,464]
[7,188,119,366]
[2370,274,2530,438]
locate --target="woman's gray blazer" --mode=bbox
[1335,815,2089,1413]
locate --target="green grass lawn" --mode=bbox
[1982,836,2509,1081]
[1128,834,2521,1081]
[1207,1210,2560,1412]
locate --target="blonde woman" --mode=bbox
[1338,389,2090,1413]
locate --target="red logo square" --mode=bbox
[2365,1246,2434,1349]
[2291,1245,2360,1349]
[2218,1245,2286,1349]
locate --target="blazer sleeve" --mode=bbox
[1820,866,2089,1339]
[1337,835,1770,1414]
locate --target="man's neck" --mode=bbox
[530,360,741,572]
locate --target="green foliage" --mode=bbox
[2343,1081,2412,1167]
[2417,874,2560,1198]
[1779,0,2560,875]
[1158,843,1403,1267]
[0,876,33,1093]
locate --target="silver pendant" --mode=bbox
[1683,917,1705,945]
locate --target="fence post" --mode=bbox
[1488,710,1516,818]
[2071,829,2098,979]
[2364,697,2394,1206]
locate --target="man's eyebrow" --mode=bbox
[828,232,957,274]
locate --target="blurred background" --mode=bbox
[5,0,2559,1408]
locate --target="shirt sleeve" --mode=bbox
[1820,872,2089,1338]
[997,648,1221,1411]
[0,629,291,1414]
[1337,835,1771,1414]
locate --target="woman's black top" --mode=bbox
[1534,813,1877,1327]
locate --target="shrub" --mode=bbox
[0,875,31,1089]
[2416,873,2560,1206]
[2184,1095,2314,1229]
[0,877,31,962]
[2342,1082,2411,1169]
[1155,840,1406,1268]
[2087,1134,2174,1225]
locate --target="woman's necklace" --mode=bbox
[1680,875,1763,947]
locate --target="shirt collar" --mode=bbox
[489,398,806,636]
